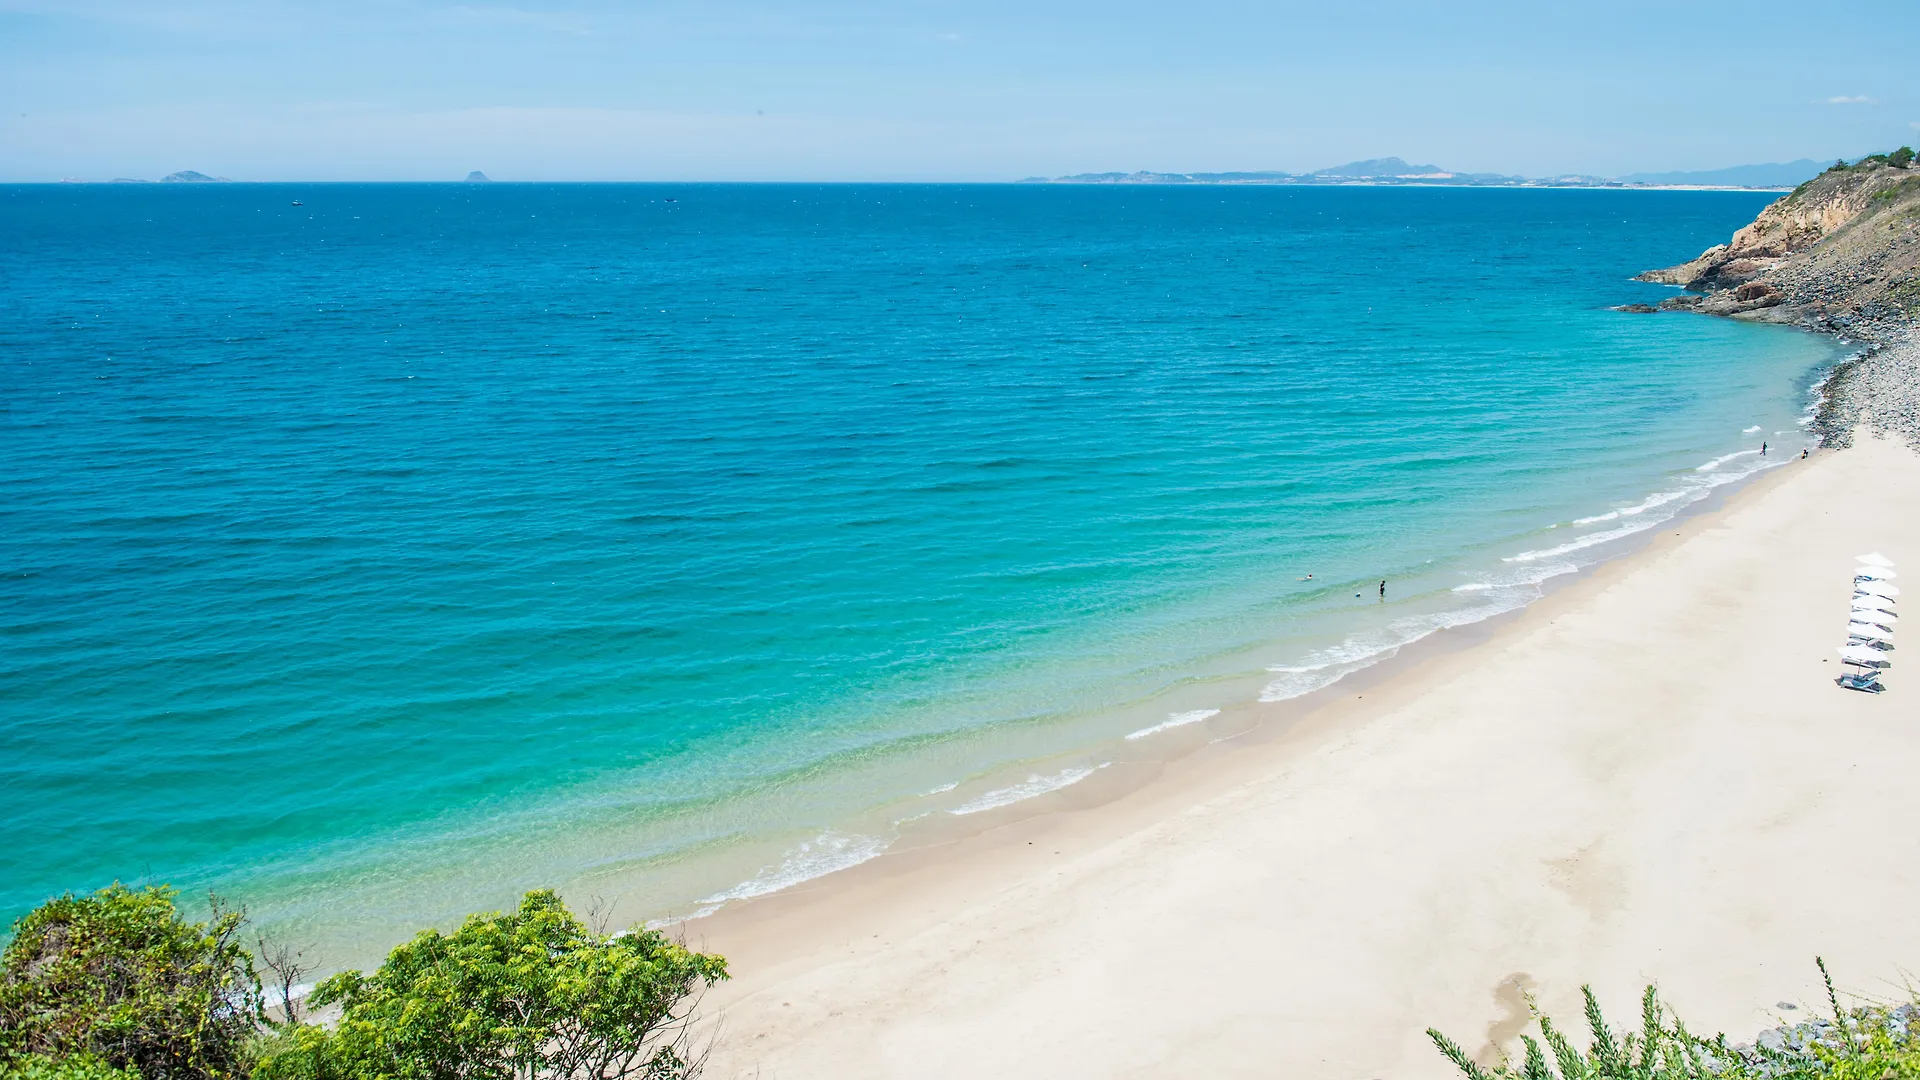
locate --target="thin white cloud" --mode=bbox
[1820,95,1876,105]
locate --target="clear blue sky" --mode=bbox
[4,0,1916,182]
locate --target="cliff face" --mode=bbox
[1639,163,1920,342]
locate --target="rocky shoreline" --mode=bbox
[1634,154,1920,448]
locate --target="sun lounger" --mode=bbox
[1836,671,1886,693]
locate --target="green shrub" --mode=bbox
[1,1055,141,1080]
[1891,146,1914,170]
[0,885,261,1080]
[255,890,727,1080]
[1429,960,1920,1080]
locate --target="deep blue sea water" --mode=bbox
[0,183,1844,962]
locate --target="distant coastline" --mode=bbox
[1018,155,1826,191]
[1017,155,1825,191]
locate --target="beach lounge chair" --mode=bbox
[1836,671,1886,693]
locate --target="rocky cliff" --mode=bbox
[1639,161,1920,342]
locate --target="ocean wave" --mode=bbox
[1259,599,1515,703]
[695,830,889,905]
[1696,449,1761,472]
[1512,453,1783,564]
[1124,708,1220,740]
[1571,487,1691,525]
[948,764,1106,816]
[1452,561,1578,592]
[1743,425,1763,433]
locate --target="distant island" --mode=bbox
[1020,155,1827,190]
[467,171,492,182]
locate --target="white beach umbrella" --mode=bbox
[1838,645,1892,667]
[1856,566,1898,580]
[1852,612,1897,630]
[1854,595,1897,612]
[1859,582,1901,599]
[1848,622,1894,643]
[1856,552,1896,567]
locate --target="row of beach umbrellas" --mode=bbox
[1837,552,1898,693]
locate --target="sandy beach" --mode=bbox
[694,429,1920,1079]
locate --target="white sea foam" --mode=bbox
[1512,453,1783,564]
[1125,708,1220,740]
[1697,449,1760,472]
[1571,487,1691,525]
[1507,518,1668,563]
[694,830,889,906]
[948,764,1106,816]
[1744,425,1763,433]
[919,780,960,796]
[1259,600,1515,703]
[1452,562,1578,592]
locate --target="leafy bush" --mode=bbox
[255,890,727,1080]
[1428,960,1920,1080]
[1891,146,1915,170]
[1,1054,142,1080]
[0,885,261,1080]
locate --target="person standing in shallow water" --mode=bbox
[1379,580,1386,599]
[1761,441,1767,456]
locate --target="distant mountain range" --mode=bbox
[1023,156,1827,190]
[1614,160,1826,188]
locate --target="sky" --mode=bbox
[3,0,1918,182]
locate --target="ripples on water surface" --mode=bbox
[0,183,1843,960]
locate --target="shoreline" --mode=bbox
[691,420,1920,1078]
[629,415,1826,933]
[679,426,1815,929]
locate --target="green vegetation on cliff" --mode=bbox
[1639,145,1920,336]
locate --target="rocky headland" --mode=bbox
[1638,152,1920,447]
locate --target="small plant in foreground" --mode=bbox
[1429,959,1920,1080]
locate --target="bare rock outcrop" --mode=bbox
[1640,157,1920,449]
[1639,161,1920,344]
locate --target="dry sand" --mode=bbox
[694,431,1920,1080]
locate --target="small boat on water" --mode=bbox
[291,200,303,206]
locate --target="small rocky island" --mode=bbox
[466,171,492,183]
[1637,150,1920,446]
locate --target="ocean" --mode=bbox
[0,182,1845,963]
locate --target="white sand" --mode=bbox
[696,433,1920,1079]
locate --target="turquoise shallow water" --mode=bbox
[0,183,1843,960]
